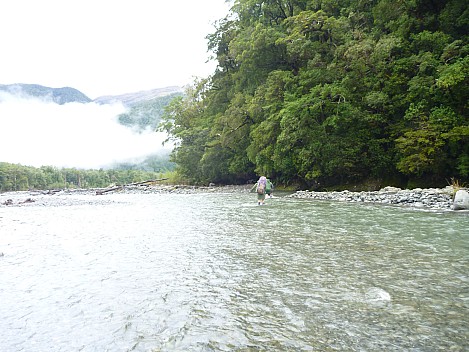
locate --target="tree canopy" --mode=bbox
[160,0,468,188]
[0,162,172,192]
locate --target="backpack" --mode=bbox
[266,180,272,193]
[257,182,266,195]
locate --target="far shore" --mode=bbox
[1,184,466,211]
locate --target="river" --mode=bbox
[0,191,468,351]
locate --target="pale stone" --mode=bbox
[379,186,401,193]
[453,189,469,210]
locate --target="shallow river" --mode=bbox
[0,191,468,351]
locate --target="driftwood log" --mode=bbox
[129,178,168,186]
[96,186,122,195]
[96,178,169,195]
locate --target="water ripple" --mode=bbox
[0,192,468,351]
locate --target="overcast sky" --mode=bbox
[0,1,232,169]
[0,0,231,99]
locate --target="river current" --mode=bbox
[0,191,468,351]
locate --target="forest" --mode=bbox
[0,162,171,192]
[160,0,468,189]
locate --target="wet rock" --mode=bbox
[379,186,401,193]
[288,186,454,210]
[453,189,469,210]
[2,199,13,206]
[20,198,35,204]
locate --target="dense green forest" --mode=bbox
[0,162,170,192]
[160,0,468,189]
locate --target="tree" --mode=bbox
[159,0,468,187]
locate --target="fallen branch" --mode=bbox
[96,186,122,195]
[96,178,169,195]
[129,178,169,186]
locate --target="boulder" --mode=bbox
[2,199,13,206]
[453,189,469,210]
[379,186,401,193]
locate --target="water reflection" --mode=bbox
[0,192,468,351]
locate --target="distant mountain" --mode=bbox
[0,83,185,107]
[94,86,185,132]
[0,82,184,132]
[93,86,184,107]
[0,82,181,171]
[0,83,92,104]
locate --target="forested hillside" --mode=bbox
[111,93,182,171]
[118,93,183,132]
[160,0,468,189]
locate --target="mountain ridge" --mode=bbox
[94,86,184,106]
[0,83,184,106]
[0,82,181,172]
[0,83,91,105]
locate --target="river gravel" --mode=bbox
[287,186,461,211]
[0,185,464,211]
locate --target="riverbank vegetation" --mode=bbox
[0,162,178,192]
[160,0,468,189]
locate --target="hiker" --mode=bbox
[266,178,274,198]
[251,176,267,205]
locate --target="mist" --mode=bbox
[0,92,172,169]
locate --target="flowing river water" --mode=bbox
[0,191,468,351]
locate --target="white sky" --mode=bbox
[0,0,232,170]
[0,0,231,99]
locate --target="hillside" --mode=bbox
[117,92,183,132]
[0,82,183,134]
[93,86,184,107]
[161,0,469,188]
[0,83,183,173]
[0,83,184,107]
[0,83,92,104]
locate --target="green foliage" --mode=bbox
[0,162,168,192]
[158,0,469,187]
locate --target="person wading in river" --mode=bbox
[266,178,274,198]
[251,176,268,205]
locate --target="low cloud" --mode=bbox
[0,92,171,169]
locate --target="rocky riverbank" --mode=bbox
[1,184,467,211]
[287,186,462,210]
[0,185,253,208]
